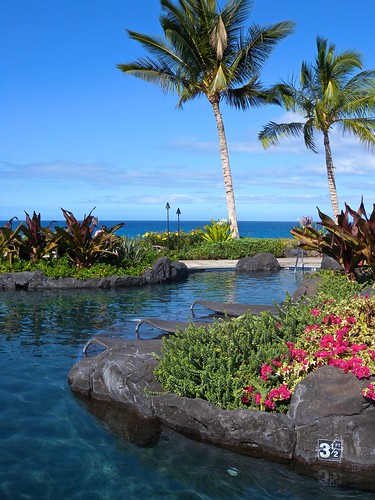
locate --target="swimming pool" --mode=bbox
[0,270,373,498]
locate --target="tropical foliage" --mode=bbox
[118,0,294,238]
[154,312,287,410]
[242,294,375,412]
[202,219,231,242]
[291,199,375,280]
[181,237,293,259]
[154,271,367,412]
[0,218,22,266]
[142,229,204,251]
[19,211,58,262]
[259,37,375,218]
[54,208,124,268]
[0,208,130,272]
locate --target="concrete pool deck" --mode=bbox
[180,256,322,271]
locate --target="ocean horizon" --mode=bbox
[1,219,298,239]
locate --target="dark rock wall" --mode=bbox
[0,257,188,291]
[68,341,375,473]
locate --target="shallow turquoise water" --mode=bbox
[0,271,374,499]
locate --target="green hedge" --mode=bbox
[179,238,295,260]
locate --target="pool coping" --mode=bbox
[180,257,322,272]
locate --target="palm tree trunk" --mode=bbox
[211,99,240,239]
[323,131,340,219]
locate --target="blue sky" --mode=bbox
[1,0,375,224]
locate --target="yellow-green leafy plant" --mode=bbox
[202,219,231,242]
[0,217,22,267]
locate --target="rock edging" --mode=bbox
[68,339,375,473]
[0,257,188,290]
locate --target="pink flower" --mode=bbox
[311,308,320,317]
[304,324,319,332]
[363,383,375,400]
[350,344,367,355]
[264,399,275,410]
[352,364,371,379]
[323,314,342,325]
[260,364,273,381]
[255,394,262,406]
[267,384,291,403]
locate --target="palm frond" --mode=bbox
[338,118,375,150]
[225,80,275,109]
[221,0,254,36]
[126,30,184,68]
[117,59,184,94]
[303,120,318,152]
[259,121,305,149]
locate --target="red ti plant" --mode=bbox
[291,199,375,279]
[19,212,58,262]
[55,208,124,268]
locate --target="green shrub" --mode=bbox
[114,236,157,268]
[154,313,287,410]
[142,229,204,251]
[0,251,153,278]
[180,238,292,260]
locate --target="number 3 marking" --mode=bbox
[319,442,331,458]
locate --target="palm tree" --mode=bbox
[259,36,375,219]
[117,0,294,238]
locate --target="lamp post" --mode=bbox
[176,208,181,250]
[165,203,170,245]
[176,208,181,236]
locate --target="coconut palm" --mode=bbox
[259,36,375,219]
[117,0,294,238]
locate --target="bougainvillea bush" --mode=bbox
[242,293,375,412]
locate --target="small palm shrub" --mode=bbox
[115,236,159,270]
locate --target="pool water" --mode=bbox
[0,270,373,499]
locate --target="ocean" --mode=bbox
[113,220,297,239]
[1,220,297,239]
